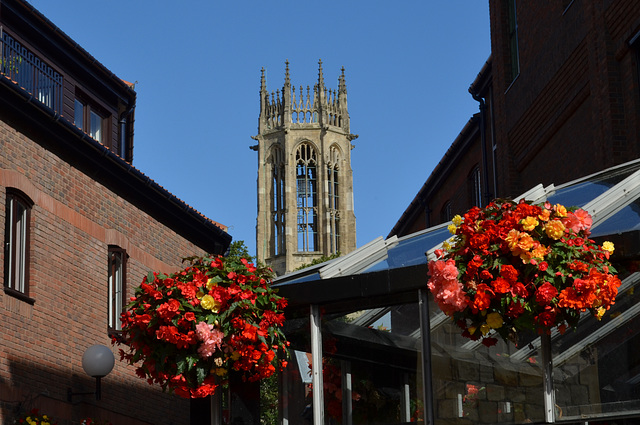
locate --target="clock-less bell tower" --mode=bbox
[252,60,358,275]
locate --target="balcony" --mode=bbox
[1,29,62,113]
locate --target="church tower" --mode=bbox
[252,60,358,275]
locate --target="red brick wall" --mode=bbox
[490,0,640,198]
[0,118,212,424]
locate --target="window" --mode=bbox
[74,96,106,143]
[328,146,341,254]
[296,143,318,252]
[440,201,452,223]
[4,189,33,300]
[505,0,520,83]
[271,147,285,256]
[108,246,127,332]
[469,166,483,207]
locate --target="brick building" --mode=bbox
[0,1,231,424]
[391,0,640,237]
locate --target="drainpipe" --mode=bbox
[469,88,492,206]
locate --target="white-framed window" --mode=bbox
[4,189,32,299]
[108,245,127,332]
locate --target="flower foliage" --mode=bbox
[14,409,57,425]
[115,255,289,398]
[427,199,621,346]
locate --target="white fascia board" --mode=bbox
[584,168,640,228]
[319,235,398,279]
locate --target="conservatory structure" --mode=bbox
[271,158,640,425]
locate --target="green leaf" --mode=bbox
[196,364,209,385]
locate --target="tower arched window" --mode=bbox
[296,143,317,252]
[328,146,341,254]
[271,146,285,256]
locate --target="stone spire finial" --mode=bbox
[339,66,347,94]
[317,59,325,90]
[284,60,290,87]
[260,67,267,93]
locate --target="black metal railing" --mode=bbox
[1,29,63,113]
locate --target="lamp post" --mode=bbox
[68,345,115,402]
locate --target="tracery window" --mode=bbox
[271,146,285,256]
[327,146,341,254]
[296,143,317,252]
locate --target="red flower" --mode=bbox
[500,265,519,283]
[535,282,558,306]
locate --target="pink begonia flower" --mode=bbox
[428,259,469,316]
[195,321,213,341]
[562,209,592,234]
[196,325,225,359]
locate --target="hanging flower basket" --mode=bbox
[115,255,289,398]
[427,199,621,346]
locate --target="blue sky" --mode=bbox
[28,1,491,256]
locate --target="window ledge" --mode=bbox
[3,287,35,305]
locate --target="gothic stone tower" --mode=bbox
[252,60,357,275]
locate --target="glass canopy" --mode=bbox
[272,158,640,425]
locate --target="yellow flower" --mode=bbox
[602,241,615,254]
[442,240,451,251]
[448,223,457,235]
[521,216,539,231]
[596,307,606,321]
[452,215,463,226]
[555,204,567,217]
[196,290,205,299]
[201,294,216,310]
[206,278,217,290]
[468,326,477,335]
[480,324,491,336]
[486,312,503,329]
[231,351,241,361]
[215,367,227,376]
[544,220,565,240]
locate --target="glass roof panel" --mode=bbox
[547,161,640,207]
[359,226,450,274]
[591,198,640,237]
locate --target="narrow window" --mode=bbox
[441,201,452,223]
[90,110,103,142]
[328,146,341,254]
[506,0,520,83]
[469,166,483,207]
[108,246,127,332]
[74,99,84,130]
[296,143,317,252]
[4,190,33,300]
[271,147,285,256]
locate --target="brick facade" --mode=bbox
[0,1,230,423]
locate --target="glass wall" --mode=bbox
[280,303,423,425]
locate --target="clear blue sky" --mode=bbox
[28,1,490,257]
